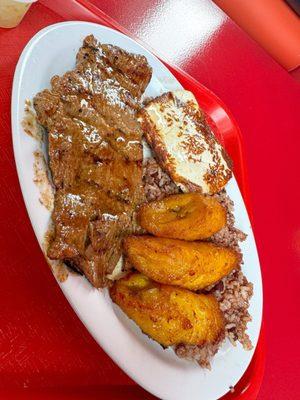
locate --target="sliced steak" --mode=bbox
[76,35,152,98]
[34,35,152,287]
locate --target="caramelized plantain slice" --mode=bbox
[123,236,240,290]
[110,272,225,347]
[138,193,226,241]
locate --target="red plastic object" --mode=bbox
[214,0,300,71]
[0,1,266,399]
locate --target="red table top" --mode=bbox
[0,1,300,399]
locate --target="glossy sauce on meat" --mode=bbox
[33,35,152,287]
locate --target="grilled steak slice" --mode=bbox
[76,35,152,98]
[34,35,152,287]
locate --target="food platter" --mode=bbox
[12,21,263,400]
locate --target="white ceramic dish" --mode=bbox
[12,21,263,400]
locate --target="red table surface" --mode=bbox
[0,1,299,399]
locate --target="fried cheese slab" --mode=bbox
[139,90,232,194]
[110,272,225,347]
[124,236,240,290]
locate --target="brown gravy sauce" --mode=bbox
[33,150,54,211]
[23,100,69,282]
[43,227,69,282]
[22,99,43,141]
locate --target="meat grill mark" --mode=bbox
[33,35,152,288]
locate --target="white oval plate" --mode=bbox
[12,21,262,400]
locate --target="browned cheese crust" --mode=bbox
[139,92,233,194]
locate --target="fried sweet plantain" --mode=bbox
[110,272,225,347]
[138,193,226,241]
[123,236,240,290]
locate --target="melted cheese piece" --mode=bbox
[139,90,232,194]
[107,256,125,280]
